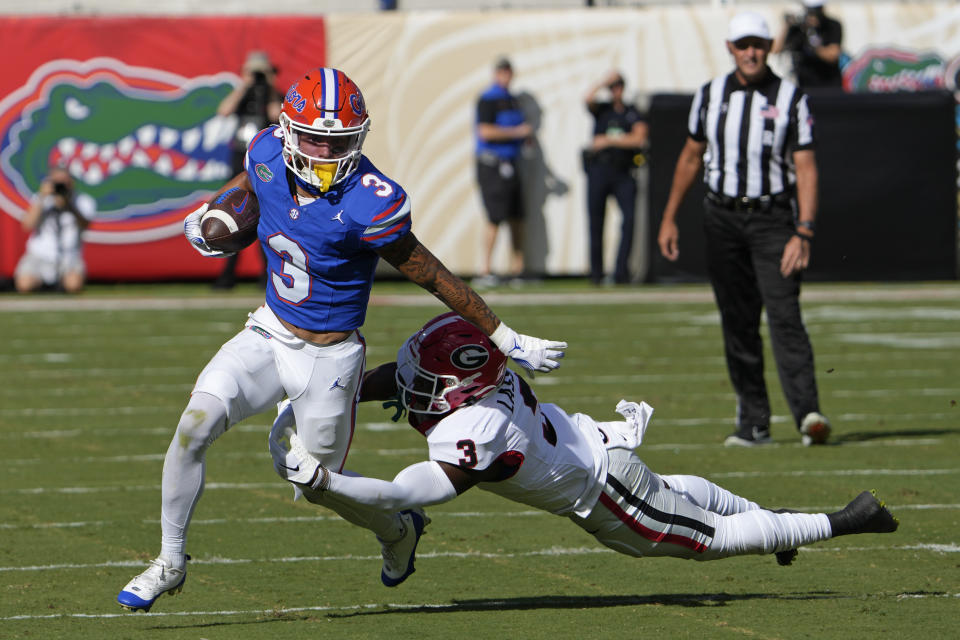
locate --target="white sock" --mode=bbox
[705,510,832,559]
[158,392,229,571]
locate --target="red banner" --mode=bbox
[0,16,325,280]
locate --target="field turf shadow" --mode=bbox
[326,591,843,618]
[832,427,960,443]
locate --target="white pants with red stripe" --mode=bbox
[570,448,832,561]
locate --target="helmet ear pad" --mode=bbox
[396,312,508,415]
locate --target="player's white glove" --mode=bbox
[489,322,567,374]
[268,417,329,491]
[600,399,654,450]
[183,203,231,257]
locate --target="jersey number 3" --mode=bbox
[456,439,478,468]
[267,233,309,304]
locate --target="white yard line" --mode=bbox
[2,542,958,575]
[1,284,958,314]
[2,504,957,531]
[3,466,956,495]
[1,437,950,466]
[6,589,960,622]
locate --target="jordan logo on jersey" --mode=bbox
[332,210,344,224]
[329,377,347,391]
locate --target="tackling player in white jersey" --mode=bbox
[271,312,898,580]
[117,69,566,612]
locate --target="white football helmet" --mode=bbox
[278,67,370,192]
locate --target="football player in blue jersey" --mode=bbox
[117,67,567,612]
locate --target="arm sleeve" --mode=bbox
[789,93,816,151]
[687,84,706,141]
[325,461,457,511]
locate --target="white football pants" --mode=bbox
[158,305,399,565]
[571,448,832,561]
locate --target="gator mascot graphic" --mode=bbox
[0,58,239,243]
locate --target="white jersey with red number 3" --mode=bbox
[422,370,608,518]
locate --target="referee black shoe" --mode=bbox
[724,426,772,447]
[828,490,899,537]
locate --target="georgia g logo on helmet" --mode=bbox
[450,344,490,370]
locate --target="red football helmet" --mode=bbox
[278,67,370,192]
[396,312,508,415]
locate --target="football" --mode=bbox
[201,187,260,253]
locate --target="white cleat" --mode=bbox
[379,508,431,587]
[116,556,187,612]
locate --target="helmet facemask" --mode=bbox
[279,112,368,192]
[395,335,495,416]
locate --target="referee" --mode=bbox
[657,11,830,447]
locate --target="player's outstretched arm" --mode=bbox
[322,461,472,511]
[377,233,567,373]
[271,415,510,510]
[359,362,399,402]
[273,430,469,510]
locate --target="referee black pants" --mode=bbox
[702,199,820,431]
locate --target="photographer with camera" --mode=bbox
[14,165,96,294]
[773,0,844,90]
[211,50,282,289]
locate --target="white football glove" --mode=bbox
[490,323,567,374]
[599,399,655,450]
[183,203,232,258]
[268,411,327,490]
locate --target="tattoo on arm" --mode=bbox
[378,233,501,335]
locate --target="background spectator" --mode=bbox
[212,50,282,289]
[473,56,532,289]
[774,0,844,90]
[583,71,648,285]
[14,164,96,294]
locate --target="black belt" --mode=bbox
[705,191,793,213]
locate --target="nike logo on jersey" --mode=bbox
[332,210,344,224]
[279,463,300,472]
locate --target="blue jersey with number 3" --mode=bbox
[244,126,411,332]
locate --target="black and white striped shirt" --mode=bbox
[688,71,815,199]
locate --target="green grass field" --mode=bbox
[1,280,958,639]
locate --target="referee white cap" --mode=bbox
[727,12,772,42]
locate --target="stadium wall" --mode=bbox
[1,3,957,282]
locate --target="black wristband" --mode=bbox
[797,220,816,232]
[795,231,813,243]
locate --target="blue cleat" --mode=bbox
[117,556,187,612]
